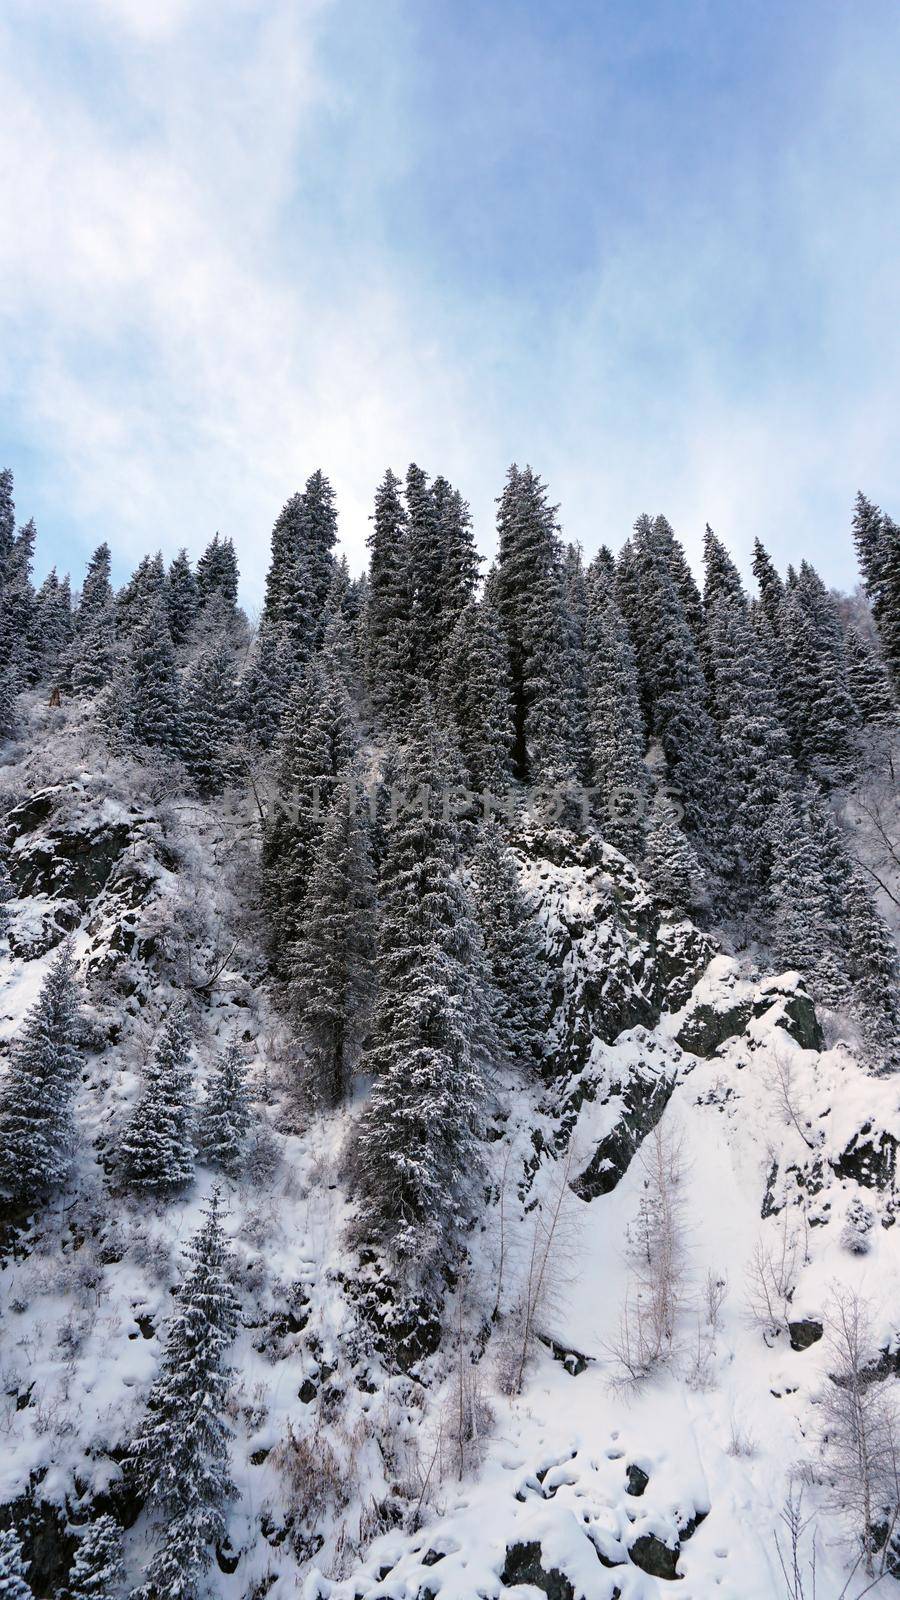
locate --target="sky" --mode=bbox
[0,0,899,608]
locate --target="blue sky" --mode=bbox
[1,0,898,607]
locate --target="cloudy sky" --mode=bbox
[1,0,898,605]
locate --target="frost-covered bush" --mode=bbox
[841,1195,876,1255]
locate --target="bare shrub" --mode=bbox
[270,1421,353,1518]
[498,1143,581,1397]
[745,1211,803,1344]
[604,1119,687,1387]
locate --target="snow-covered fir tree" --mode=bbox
[179,640,242,797]
[766,794,848,1005]
[116,552,166,638]
[0,942,82,1205]
[67,1514,125,1600]
[363,466,414,725]
[127,599,180,752]
[71,543,116,695]
[351,705,488,1268]
[844,869,900,1071]
[843,623,895,727]
[197,1040,251,1175]
[289,779,375,1106]
[852,491,900,688]
[643,793,705,917]
[780,562,859,782]
[119,1004,195,1196]
[166,548,199,646]
[0,1527,30,1598]
[494,464,579,792]
[128,1189,238,1600]
[0,514,36,689]
[440,596,514,798]
[583,555,648,858]
[752,538,786,634]
[195,534,238,620]
[0,841,14,936]
[469,823,545,1067]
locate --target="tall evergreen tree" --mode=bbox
[352,708,488,1266]
[119,1004,195,1196]
[30,569,73,685]
[78,543,113,626]
[844,870,900,1071]
[179,641,241,797]
[363,467,413,724]
[844,624,896,727]
[766,795,848,1005]
[116,553,166,637]
[781,566,858,781]
[0,518,36,687]
[628,515,722,844]
[752,538,785,634]
[852,492,900,686]
[261,658,357,973]
[494,464,579,791]
[703,524,746,613]
[654,515,706,657]
[469,824,545,1066]
[128,1190,238,1600]
[440,597,514,800]
[583,556,648,858]
[0,944,82,1204]
[71,544,117,694]
[290,781,375,1107]
[707,593,796,893]
[643,794,705,916]
[197,1041,251,1174]
[67,1514,125,1600]
[0,1527,30,1598]
[259,472,337,664]
[0,468,15,574]
[166,549,198,646]
[195,535,238,618]
[129,601,180,752]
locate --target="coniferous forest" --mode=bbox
[1,462,900,1599]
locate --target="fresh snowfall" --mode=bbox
[1,463,900,1600]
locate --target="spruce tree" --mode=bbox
[703,524,746,613]
[259,471,337,670]
[30,568,73,685]
[116,553,166,637]
[494,464,579,791]
[197,1041,251,1174]
[363,467,414,724]
[0,943,82,1204]
[195,534,238,619]
[629,515,722,844]
[119,1005,195,1196]
[261,658,357,973]
[0,518,36,687]
[0,842,14,936]
[352,707,488,1266]
[128,1189,238,1600]
[583,557,648,858]
[781,568,858,781]
[844,624,896,727]
[707,593,796,894]
[844,870,900,1071]
[0,668,16,741]
[852,492,900,686]
[766,795,848,1004]
[68,1514,125,1600]
[655,515,706,657]
[71,544,116,695]
[440,597,514,800]
[179,641,241,797]
[166,549,198,646]
[469,824,545,1066]
[643,794,704,916]
[752,539,785,634]
[0,468,15,574]
[129,600,180,752]
[290,781,375,1106]
[0,1527,30,1598]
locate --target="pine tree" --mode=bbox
[655,515,706,657]
[766,795,848,1004]
[120,1004,195,1196]
[844,870,900,1071]
[363,467,414,724]
[30,568,74,685]
[781,566,858,781]
[0,1527,30,1598]
[116,553,166,637]
[629,515,722,844]
[195,535,238,619]
[0,519,36,687]
[643,794,704,916]
[703,524,746,613]
[0,943,82,1204]
[469,824,545,1065]
[129,600,180,752]
[0,668,16,741]
[433,475,480,657]
[752,539,785,634]
[707,593,796,893]
[290,781,375,1106]
[166,549,198,646]
[68,1514,125,1600]
[583,557,648,858]
[352,707,488,1266]
[197,1041,251,1174]
[440,597,514,800]
[260,472,337,666]
[0,842,13,936]
[261,658,358,973]
[852,492,900,687]
[844,624,896,727]
[179,641,241,797]
[71,543,116,695]
[238,622,298,750]
[0,468,15,574]
[128,1190,238,1600]
[494,464,579,791]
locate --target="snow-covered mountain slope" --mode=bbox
[2,728,900,1600]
